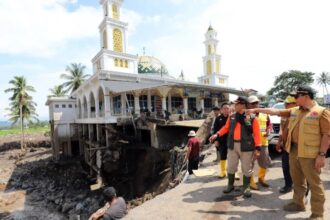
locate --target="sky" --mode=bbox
[1,0,330,121]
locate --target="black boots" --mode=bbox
[242,175,252,198]
[223,173,235,193]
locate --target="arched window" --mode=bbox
[124,60,128,68]
[120,59,123,67]
[207,60,212,75]
[113,29,123,52]
[102,30,107,49]
[112,4,119,19]
[208,45,212,55]
[114,58,118,67]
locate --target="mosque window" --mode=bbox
[216,60,220,73]
[68,104,73,108]
[120,59,123,67]
[139,95,148,111]
[62,104,66,108]
[113,29,123,52]
[207,60,212,75]
[204,79,209,85]
[171,97,183,110]
[102,30,107,49]
[113,95,121,114]
[114,58,118,67]
[204,98,212,112]
[126,94,134,113]
[55,104,59,109]
[219,78,225,84]
[112,4,119,19]
[124,60,128,68]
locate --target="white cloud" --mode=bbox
[0,0,101,57]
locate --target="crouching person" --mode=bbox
[89,186,127,220]
[209,96,262,198]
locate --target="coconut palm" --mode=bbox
[49,85,66,97]
[60,63,90,94]
[316,72,330,96]
[4,76,37,151]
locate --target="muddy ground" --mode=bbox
[0,134,178,220]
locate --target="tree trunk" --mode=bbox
[20,103,24,151]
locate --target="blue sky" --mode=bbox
[1,0,330,121]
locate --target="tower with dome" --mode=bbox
[46,0,241,170]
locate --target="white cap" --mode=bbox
[247,95,260,103]
[188,130,196,137]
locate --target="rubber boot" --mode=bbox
[235,172,240,180]
[250,176,259,190]
[258,167,269,187]
[219,160,227,178]
[243,176,252,198]
[213,150,220,162]
[223,173,235,193]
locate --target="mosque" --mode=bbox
[46,0,242,173]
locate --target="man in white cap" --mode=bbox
[247,95,272,190]
[185,130,200,175]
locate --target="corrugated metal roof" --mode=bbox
[101,80,171,94]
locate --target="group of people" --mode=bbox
[206,85,329,220]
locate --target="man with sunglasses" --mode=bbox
[247,95,272,190]
[246,85,330,220]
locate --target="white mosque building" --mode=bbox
[46,0,241,172]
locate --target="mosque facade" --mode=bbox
[46,0,241,171]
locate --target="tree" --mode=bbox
[267,70,315,100]
[316,72,330,96]
[49,85,66,97]
[60,63,89,94]
[4,76,37,151]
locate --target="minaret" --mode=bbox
[198,25,228,86]
[92,0,138,75]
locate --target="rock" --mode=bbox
[62,202,75,213]
[21,181,30,189]
[75,202,84,212]
[55,198,62,205]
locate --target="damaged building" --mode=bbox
[45,0,242,188]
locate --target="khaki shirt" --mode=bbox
[279,106,330,144]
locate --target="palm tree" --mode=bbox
[49,85,66,96]
[4,76,37,151]
[60,63,90,94]
[316,72,330,96]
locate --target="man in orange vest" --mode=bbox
[246,86,330,220]
[209,96,261,198]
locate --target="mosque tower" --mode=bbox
[92,0,138,75]
[198,25,228,86]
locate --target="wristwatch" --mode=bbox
[318,152,326,157]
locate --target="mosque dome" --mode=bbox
[138,55,170,77]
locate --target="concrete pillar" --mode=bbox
[183,97,188,115]
[105,124,110,147]
[168,94,172,113]
[161,96,167,116]
[200,98,204,114]
[134,95,140,115]
[121,93,127,115]
[67,123,72,156]
[104,92,111,117]
[214,97,219,107]
[147,90,152,111]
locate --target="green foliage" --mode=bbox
[316,72,330,96]
[267,70,315,99]
[60,63,90,94]
[49,85,66,97]
[0,125,49,136]
[4,76,38,124]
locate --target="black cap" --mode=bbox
[103,187,116,201]
[296,85,316,95]
[234,96,248,105]
[212,106,220,111]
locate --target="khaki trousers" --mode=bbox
[227,142,253,177]
[289,145,325,216]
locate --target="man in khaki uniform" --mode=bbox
[246,85,330,220]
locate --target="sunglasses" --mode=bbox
[250,102,259,105]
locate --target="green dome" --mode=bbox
[138,56,169,76]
